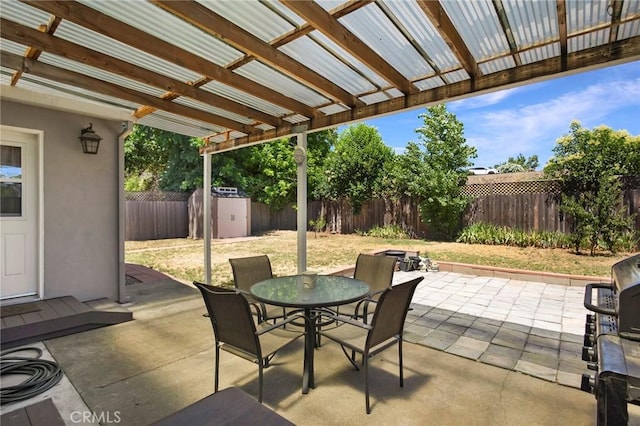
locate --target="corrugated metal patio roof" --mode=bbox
[1,0,639,153]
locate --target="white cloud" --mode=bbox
[450,86,522,110]
[466,77,640,166]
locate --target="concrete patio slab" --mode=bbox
[4,265,640,425]
[36,279,600,425]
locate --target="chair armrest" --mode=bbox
[353,290,384,318]
[235,288,251,296]
[321,312,372,330]
[233,288,265,321]
[355,288,386,308]
[354,297,369,309]
[257,313,309,334]
[370,288,388,297]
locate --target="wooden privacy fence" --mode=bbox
[307,198,429,236]
[251,202,297,233]
[464,193,567,232]
[251,189,640,237]
[251,198,429,236]
[125,192,189,240]
[126,181,640,240]
[464,189,640,232]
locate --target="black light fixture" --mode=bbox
[79,123,102,154]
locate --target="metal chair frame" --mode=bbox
[194,282,306,402]
[319,276,424,414]
[229,255,286,323]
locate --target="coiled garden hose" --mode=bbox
[0,347,63,405]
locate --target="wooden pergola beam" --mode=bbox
[0,18,283,128]
[416,0,479,79]
[556,0,568,71]
[280,0,418,95]
[608,0,625,44]
[10,14,61,86]
[1,50,258,134]
[204,35,640,153]
[227,0,372,71]
[135,1,371,119]
[492,0,521,67]
[21,0,319,119]
[154,0,362,108]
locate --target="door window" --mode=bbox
[0,145,22,217]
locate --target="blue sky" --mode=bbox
[359,60,640,168]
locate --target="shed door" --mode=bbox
[217,198,247,238]
[1,130,39,300]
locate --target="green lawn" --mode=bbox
[125,231,633,284]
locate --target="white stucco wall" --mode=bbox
[1,100,122,301]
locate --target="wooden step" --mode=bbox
[1,296,133,349]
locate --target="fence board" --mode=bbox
[251,202,296,233]
[125,200,188,240]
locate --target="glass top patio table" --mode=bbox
[250,275,370,308]
[251,275,369,394]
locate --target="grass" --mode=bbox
[124,230,636,284]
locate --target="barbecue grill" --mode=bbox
[581,253,640,425]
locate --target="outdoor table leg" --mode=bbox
[251,276,369,395]
[302,307,315,393]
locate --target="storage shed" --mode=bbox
[188,187,251,239]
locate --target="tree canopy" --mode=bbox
[235,130,336,211]
[124,125,204,191]
[124,124,335,211]
[317,123,393,213]
[544,121,640,254]
[403,104,477,239]
[494,154,539,173]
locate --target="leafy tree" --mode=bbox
[495,154,539,173]
[239,138,297,211]
[238,130,335,211]
[496,162,525,173]
[124,125,172,190]
[379,141,422,199]
[544,122,640,254]
[412,104,477,239]
[401,104,477,240]
[124,124,335,211]
[319,123,393,213]
[306,130,337,199]
[124,124,205,192]
[210,149,249,189]
[161,137,206,191]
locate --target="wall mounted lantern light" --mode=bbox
[79,123,102,154]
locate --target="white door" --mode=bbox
[1,130,39,300]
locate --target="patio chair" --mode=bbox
[229,255,286,323]
[337,253,397,322]
[319,276,424,414]
[193,282,306,403]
